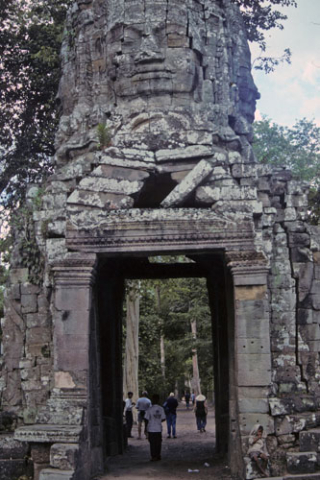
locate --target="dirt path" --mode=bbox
[96,405,240,480]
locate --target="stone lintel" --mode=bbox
[14,425,82,444]
[66,208,255,253]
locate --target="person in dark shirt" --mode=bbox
[185,391,191,409]
[194,394,208,433]
[163,392,178,438]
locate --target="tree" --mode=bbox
[253,117,320,185]
[253,116,320,224]
[233,0,297,73]
[123,281,140,405]
[0,0,71,211]
[131,273,214,401]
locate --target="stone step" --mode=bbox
[263,474,320,480]
[264,473,320,480]
[300,428,320,453]
[286,451,318,475]
[39,468,74,480]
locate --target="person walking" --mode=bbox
[185,391,191,409]
[145,394,166,461]
[194,394,208,433]
[124,391,135,438]
[136,391,151,439]
[164,392,178,438]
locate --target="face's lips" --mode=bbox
[130,71,172,82]
[127,64,173,79]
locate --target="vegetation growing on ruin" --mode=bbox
[97,123,112,151]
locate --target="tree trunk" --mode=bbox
[191,319,201,395]
[156,284,166,380]
[123,282,140,415]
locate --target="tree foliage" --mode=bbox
[0,0,70,210]
[253,117,320,186]
[233,0,297,72]
[253,116,320,224]
[130,275,214,400]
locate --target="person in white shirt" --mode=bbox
[136,391,151,439]
[124,391,135,438]
[144,394,166,461]
[247,424,269,477]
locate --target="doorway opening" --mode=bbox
[95,252,234,465]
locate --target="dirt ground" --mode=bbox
[97,404,240,480]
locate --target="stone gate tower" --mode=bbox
[2,0,320,479]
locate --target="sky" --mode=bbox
[250,0,320,126]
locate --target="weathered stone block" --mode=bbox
[272,365,301,382]
[270,326,296,353]
[236,353,271,386]
[54,337,89,373]
[162,159,214,207]
[46,239,67,263]
[26,327,51,346]
[300,428,320,452]
[55,287,91,312]
[297,309,314,325]
[50,443,79,470]
[39,468,75,479]
[278,434,296,445]
[289,232,310,248]
[299,324,320,342]
[9,268,29,284]
[286,451,317,474]
[291,247,313,263]
[299,352,320,381]
[21,293,38,314]
[271,288,296,313]
[271,310,296,327]
[238,387,269,413]
[269,397,296,416]
[53,310,89,336]
[212,199,263,215]
[26,313,50,329]
[235,314,270,339]
[236,336,270,355]
[239,413,274,435]
[284,207,297,221]
[272,353,296,369]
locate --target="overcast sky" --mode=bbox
[250,0,320,126]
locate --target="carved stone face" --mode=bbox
[106,1,201,98]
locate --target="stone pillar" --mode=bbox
[30,443,51,480]
[52,254,97,393]
[226,251,273,474]
[51,254,98,479]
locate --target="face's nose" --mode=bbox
[134,22,165,63]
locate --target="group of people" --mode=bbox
[124,391,270,473]
[123,390,209,462]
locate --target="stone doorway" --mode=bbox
[95,253,232,462]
